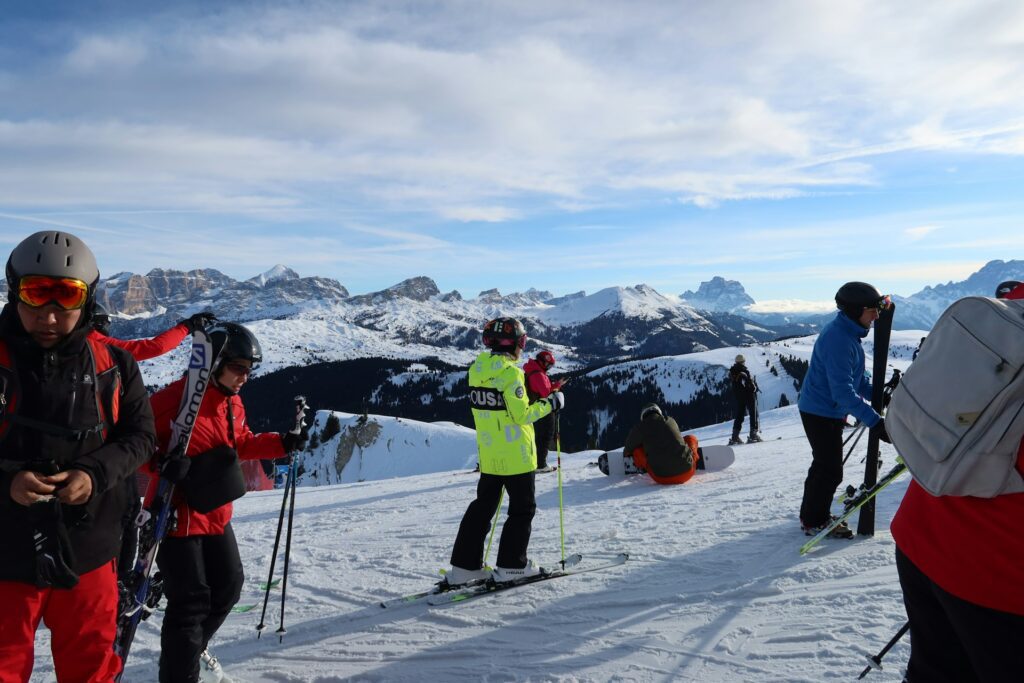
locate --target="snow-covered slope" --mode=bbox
[82,404,912,683]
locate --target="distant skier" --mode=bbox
[889,283,1024,681]
[90,302,217,361]
[728,354,761,444]
[447,318,562,585]
[623,403,700,485]
[0,231,156,681]
[523,349,565,471]
[797,282,891,538]
[143,322,305,682]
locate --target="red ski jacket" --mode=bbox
[891,287,1024,615]
[523,359,554,401]
[145,376,285,537]
[89,323,189,361]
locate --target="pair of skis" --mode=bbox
[381,553,629,608]
[114,330,222,680]
[799,458,907,555]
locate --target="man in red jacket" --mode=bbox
[523,350,564,470]
[145,322,304,683]
[89,302,215,361]
[889,284,1024,681]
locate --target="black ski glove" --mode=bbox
[180,311,217,333]
[159,453,192,483]
[281,430,309,453]
[870,419,891,444]
[29,499,79,589]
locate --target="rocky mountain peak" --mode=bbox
[248,265,300,287]
[681,276,755,313]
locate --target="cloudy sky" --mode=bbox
[1,0,1023,303]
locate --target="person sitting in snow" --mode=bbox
[623,403,701,485]
[446,317,563,585]
[523,349,565,471]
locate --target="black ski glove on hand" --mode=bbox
[180,311,217,333]
[281,430,309,453]
[159,453,192,483]
[870,419,892,444]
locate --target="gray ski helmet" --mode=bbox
[835,281,883,319]
[208,321,262,372]
[995,280,1022,299]
[640,402,663,420]
[6,231,100,297]
[93,302,111,334]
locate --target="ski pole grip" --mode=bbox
[289,396,308,435]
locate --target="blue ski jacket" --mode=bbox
[797,311,880,427]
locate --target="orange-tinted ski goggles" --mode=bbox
[17,275,90,310]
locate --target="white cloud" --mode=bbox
[905,225,939,240]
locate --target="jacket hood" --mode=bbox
[473,351,518,383]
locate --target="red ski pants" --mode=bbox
[0,561,121,683]
[632,435,700,485]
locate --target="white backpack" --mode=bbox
[887,296,1024,497]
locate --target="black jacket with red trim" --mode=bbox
[0,305,156,583]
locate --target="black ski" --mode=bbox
[857,300,895,536]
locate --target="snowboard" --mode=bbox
[596,445,735,477]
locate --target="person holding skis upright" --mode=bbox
[90,302,216,362]
[447,318,562,585]
[728,354,761,444]
[797,282,891,538]
[888,284,1024,682]
[523,350,564,471]
[144,322,304,683]
[0,231,156,682]
[623,403,700,485]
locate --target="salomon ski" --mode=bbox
[114,330,220,679]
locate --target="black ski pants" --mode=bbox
[451,471,536,570]
[533,413,554,468]
[156,523,244,683]
[896,547,1024,682]
[798,411,846,527]
[731,392,758,437]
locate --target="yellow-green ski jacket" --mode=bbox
[468,351,553,475]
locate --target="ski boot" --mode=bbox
[728,435,744,446]
[747,432,763,443]
[200,649,232,683]
[444,565,491,587]
[800,516,854,539]
[492,559,542,583]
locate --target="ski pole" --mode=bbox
[858,621,909,679]
[257,396,307,639]
[483,486,504,566]
[843,421,863,447]
[256,461,291,638]
[556,413,566,569]
[277,453,301,642]
[842,424,867,465]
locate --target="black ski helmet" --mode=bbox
[640,403,663,420]
[208,321,262,373]
[835,281,883,319]
[93,302,111,335]
[995,280,1022,299]
[6,231,100,322]
[482,317,527,352]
